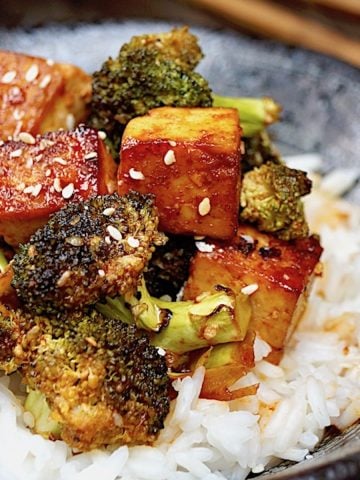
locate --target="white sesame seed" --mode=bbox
[46,58,54,66]
[283,273,290,280]
[19,132,36,144]
[25,64,39,83]
[53,178,62,192]
[45,169,51,177]
[98,131,107,140]
[62,183,74,199]
[252,465,265,474]
[106,225,122,241]
[10,148,23,158]
[156,347,166,356]
[23,185,34,194]
[35,154,43,162]
[127,236,140,248]
[66,236,84,246]
[98,269,106,277]
[241,283,259,295]
[13,109,24,121]
[195,241,215,253]
[53,156,67,165]
[129,168,145,180]
[32,184,42,197]
[39,74,52,89]
[240,234,255,244]
[66,113,75,130]
[198,197,211,216]
[84,151,97,160]
[105,235,111,245]
[57,270,71,287]
[102,207,115,216]
[164,149,176,166]
[194,235,205,240]
[168,140,177,147]
[1,70,16,83]
[25,157,33,169]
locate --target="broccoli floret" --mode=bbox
[212,95,281,138]
[0,307,170,451]
[89,27,213,156]
[12,192,166,315]
[144,234,196,300]
[240,163,312,240]
[98,280,252,355]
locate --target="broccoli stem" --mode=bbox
[0,250,8,274]
[24,390,61,438]
[212,94,281,137]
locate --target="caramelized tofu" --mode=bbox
[183,226,323,353]
[0,125,117,246]
[118,107,241,239]
[0,51,91,141]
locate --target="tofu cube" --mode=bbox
[183,226,323,355]
[118,107,241,239]
[0,50,91,141]
[0,125,117,246]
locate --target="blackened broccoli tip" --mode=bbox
[240,162,312,240]
[89,27,213,156]
[11,191,166,315]
[0,307,170,450]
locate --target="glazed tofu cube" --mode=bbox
[118,107,241,239]
[0,125,117,246]
[183,226,323,355]
[0,50,91,141]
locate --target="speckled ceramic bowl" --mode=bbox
[1,20,360,480]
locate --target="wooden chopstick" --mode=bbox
[309,0,360,16]
[185,0,360,68]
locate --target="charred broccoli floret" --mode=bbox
[89,27,213,155]
[12,192,166,315]
[97,280,252,355]
[144,234,196,300]
[0,307,170,451]
[240,163,312,240]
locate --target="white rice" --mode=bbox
[1,169,360,480]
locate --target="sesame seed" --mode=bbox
[23,185,34,194]
[10,148,23,158]
[283,273,290,280]
[98,131,107,140]
[53,156,67,165]
[102,207,115,216]
[240,234,254,244]
[252,465,265,474]
[65,236,84,246]
[25,157,33,169]
[13,109,24,121]
[1,70,16,83]
[241,283,259,295]
[156,347,166,356]
[32,184,42,197]
[164,149,176,166]
[66,113,75,130]
[194,235,205,240]
[129,168,145,180]
[106,225,122,241]
[57,270,71,287]
[98,269,105,277]
[25,64,39,82]
[195,241,215,253]
[45,169,51,177]
[19,132,36,144]
[168,140,177,147]
[62,183,74,199]
[127,236,140,248]
[53,178,62,192]
[35,154,43,162]
[198,197,211,216]
[46,58,55,66]
[105,236,111,245]
[39,74,52,89]
[84,151,97,160]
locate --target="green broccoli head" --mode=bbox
[1,307,170,451]
[240,162,312,240]
[12,192,166,315]
[89,28,213,156]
